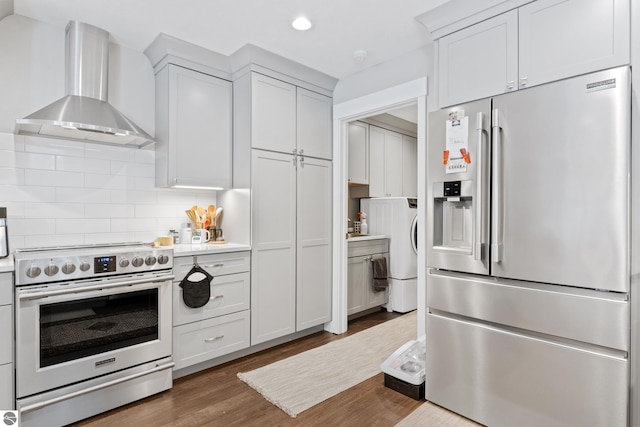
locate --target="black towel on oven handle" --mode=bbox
[179,264,213,308]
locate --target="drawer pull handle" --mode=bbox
[204,335,224,343]
[204,263,224,268]
[210,294,224,300]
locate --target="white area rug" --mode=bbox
[237,311,417,417]
[395,402,481,427]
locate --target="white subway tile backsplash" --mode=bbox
[9,186,57,203]
[24,136,85,156]
[24,169,56,186]
[0,168,25,185]
[85,173,129,190]
[0,133,24,151]
[135,148,155,164]
[1,135,218,250]
[135,177,155,190]
[55,155,86,172]
[85,144,132,162]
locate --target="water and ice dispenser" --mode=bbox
[432,180,474,254]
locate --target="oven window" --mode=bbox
[39,289,159,367]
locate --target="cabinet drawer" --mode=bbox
[0,306,11,365]
[428,270,629,351]
[347,239,389,258]
[173,310,250,370]
[173,272,250,326]
[0,273,11,306]
[426,313,627,427]
[174,251,250,277]
[0,363,12,410]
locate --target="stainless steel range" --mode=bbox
[14,243,174,427]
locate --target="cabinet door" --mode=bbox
[438,10,518,107]
[251,73,297,154]
[0,363,12,410]
[369,126,386,197]
[348,122,369,185]
[385,131,403,197]
[519,0,629,89]
[402,135,417,197]
[296,156,332,330]
[347,256,368,315]
[251,150,297,345]
[369,126,403,197]
[297,88,332,160]
[0,306,11,365]
[167,65,232,188]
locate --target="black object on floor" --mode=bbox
[384,373,425,401]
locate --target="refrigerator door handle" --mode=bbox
[474,112,487,261]
[491,108,504,263]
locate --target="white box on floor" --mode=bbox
[386,278,417,313]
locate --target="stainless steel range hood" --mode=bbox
[15,21,154,148]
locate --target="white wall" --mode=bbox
[0,15,217,250]
[333,45,433,104]
[329,42,435,336]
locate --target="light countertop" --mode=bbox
[0,255,14,273]
[347,234,388,243]
[173,242,251,257]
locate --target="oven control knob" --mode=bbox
[158,254,170,265]
[145,256,157,266]
[119,259,130,268]
[61,263,76,275]
[132,256,144,267]
[44,264,59,276]
[79,262,91,272]
[26,265,42,278]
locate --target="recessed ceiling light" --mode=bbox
[292,16,312,31]
[353,50,368,62]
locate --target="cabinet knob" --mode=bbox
[506,81,515,90]
[519,77,528,88]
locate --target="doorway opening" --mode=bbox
[326,77,428,336]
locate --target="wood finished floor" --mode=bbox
[72,309,423,427]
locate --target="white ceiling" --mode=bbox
[12,0,449,79]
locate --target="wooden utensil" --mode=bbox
[207,205,216,226]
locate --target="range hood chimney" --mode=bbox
[15,21,154,148]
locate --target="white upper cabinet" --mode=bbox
[438,10,518,108]
[251,73,332,160]
[437,0,630,107]
[297,88,333,160]
[402,135,418,197]
[348,121,369,185]
[155,64,232,188]
[251,73,297,154]
[518,0,630,89]
[369,125,403,197]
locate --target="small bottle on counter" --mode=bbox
[360,213,368,235]
[169,230,179,244]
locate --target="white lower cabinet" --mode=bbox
[0,272,12,409]
[0,363,12,409]
[172,251,250,371]
[173,311,250,370]
[347,239,389,316]
[251,149,332,345]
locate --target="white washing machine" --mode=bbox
[361,197,418,312]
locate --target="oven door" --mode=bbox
[16,273,173,398]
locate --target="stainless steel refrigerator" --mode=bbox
[426,66,630,426]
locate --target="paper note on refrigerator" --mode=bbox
[445,116,469,174]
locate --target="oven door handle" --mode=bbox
[18,274,175,300]
[19,361,175,414]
